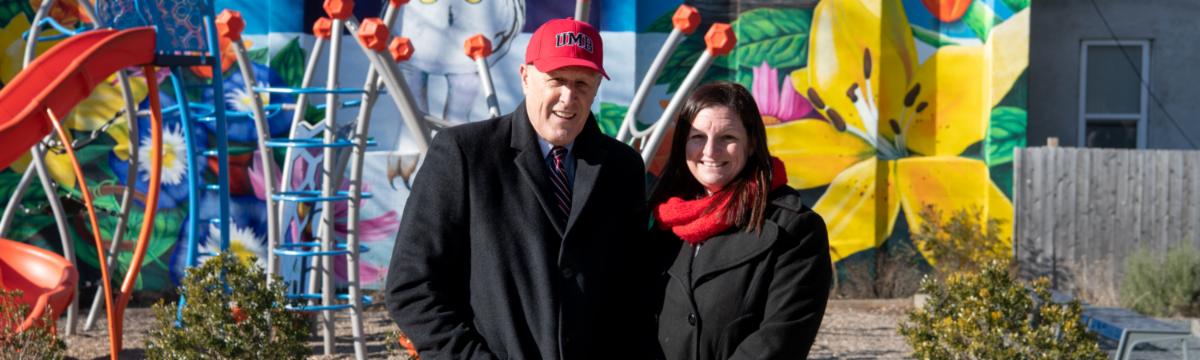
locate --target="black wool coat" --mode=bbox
[384,103,656,360]
[654,188,832,360]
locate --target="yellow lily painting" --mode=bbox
[766,0,1028,262]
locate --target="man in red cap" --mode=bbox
[386,18,656,359]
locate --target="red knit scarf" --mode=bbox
[655,157,789,245]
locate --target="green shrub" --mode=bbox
[0,289,66,360]
[898,261,1105,359]
[1120,244,1200,317]
[147,253,309,359]
[911,205,1010,277]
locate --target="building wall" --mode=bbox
[0,0,1030,294]
[1029,0,1200,149]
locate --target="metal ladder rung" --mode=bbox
[271,190,373,203]
[274,241,370,257]
[196,105,286,123]
[254,86,377,95]
[285,294,373,312]
[161,103,214,115]
[314,99,363,111]
[264,138,377,149]
[288,293,374,303]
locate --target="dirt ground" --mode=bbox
[55,298,1200,359]
[57,299,914,359]
[58,305,409,359]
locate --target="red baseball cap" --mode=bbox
[525,18,608,79]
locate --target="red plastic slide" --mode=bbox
[0,238,77,333]
[0,27,165,359]
[0,27,155,169]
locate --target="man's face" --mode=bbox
[520,64,601,146]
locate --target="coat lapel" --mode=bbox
[690,219,780,287]
[689,189,803,285]
[510,103,567,236]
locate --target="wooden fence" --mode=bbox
[1014,146,1200,296]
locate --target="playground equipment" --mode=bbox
[0,0,736,358]
[466,34,502,118]
[614,5,739,164]
[0,0,111,335]
[0,16,167,359]
[615,5,699,144]
[209,0,444,358]
[0,238,77,334]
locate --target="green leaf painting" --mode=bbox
[986,106,1027,166]
[990,163,1014,200]
[910,26,973,48]
[0,1,32,28]
[247,47,269,65]
[270,37,307,88]
[1002,0,1030,12]
[998,72,1028,109]
[656,8,811,94]
[597,102,629,137]
[645,9,676,33]
[727,8,812,71]
[656,36,707,93]
[0,169,48,209]
[75,208,184,290]
[962,0,996,40]
[6,213,54,243]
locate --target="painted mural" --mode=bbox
[0,0,1028,293]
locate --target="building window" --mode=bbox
[1078,40,1149,149]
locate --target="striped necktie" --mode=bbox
[548,146,571,225]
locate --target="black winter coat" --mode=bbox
[384,103,656,360]
[654,188,832,360]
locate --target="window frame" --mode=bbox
[1077,39,1150,148]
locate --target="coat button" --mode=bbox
[687,313,697,326]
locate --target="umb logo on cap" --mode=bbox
[554,32,594,53]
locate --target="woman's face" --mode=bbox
[685,106,750,194]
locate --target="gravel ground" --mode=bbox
[59,299,914,359]
[809,299,914,359]
[54,298,1200,359]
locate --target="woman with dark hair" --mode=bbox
[650,82,832,360]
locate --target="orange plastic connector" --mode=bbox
[672,5,700,35]
[463,34,492,60]
[389,37,413,62]
[358,18,389,52]
[704,23,736,56]
[216,9,245,41]
[389,0,410,6]
[313,17,334,39]
[324,0,354,20]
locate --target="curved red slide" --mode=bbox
[0,26,164,359]
[0,238,77,333]
[0,27,155,169]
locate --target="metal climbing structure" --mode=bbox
[215,0,455,358]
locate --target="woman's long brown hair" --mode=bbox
[649,81,774,234]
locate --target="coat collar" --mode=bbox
[666,188,801,287]
[509,101,609,238]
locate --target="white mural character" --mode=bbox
[398,0,525,123]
